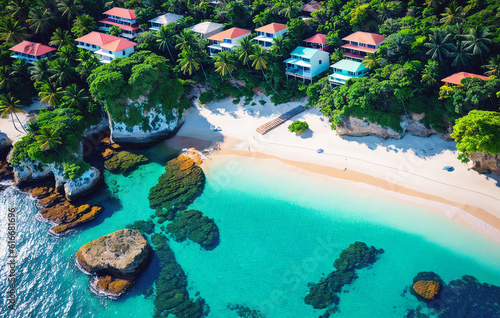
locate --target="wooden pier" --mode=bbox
[256,106,306,135]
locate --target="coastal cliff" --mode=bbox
[336,113,440,140]
[468,152,500,175]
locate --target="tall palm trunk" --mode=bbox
[261,68,279,96]
[12,111,27,133]
[229,72,239,89]
[10,112,24,134]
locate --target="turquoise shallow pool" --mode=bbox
[1,153,499,317]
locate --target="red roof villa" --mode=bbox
[341,31,385,60]
[99,7,140,39]
[441,72,490,85]
[76,31,137,63]
[9,41,56,64]
[304,33,330,51]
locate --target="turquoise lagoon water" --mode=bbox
[1,152,500,317]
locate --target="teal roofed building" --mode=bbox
[328,59,369,86]
[284,46,330,83]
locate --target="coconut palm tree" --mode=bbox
[362,53,379,70]
[49,58,76,86]
[425,0,442,9]
[104,0,125,8]
[62,83,88,109]
[440,2,467,25]
[76,50,100,81]
[30,59,52,82]
[270,35,290,57]
[482,55,500,77]
[250,45,280,95]
[50,28,74,50]
[178,47,201,76]
[449,41,472,69]
[10,59,30,82]
[424,29,456,62]
[28,8,55,38]
[36,127,62,152]
[0,66,17,91]
[107,25,122,36]
[38,81,63,107]
[157,24,176,62]
[274,0,301,20]
[236,36,255,70]
[71,14,97,37]
[462,26,491,64]
[0,93,27,134]
[6,0,31,20]
[214,51,239,88]
[174,29,198,51]
[58,0,83,28]
[56,45,78,61]
[0,16,27,43]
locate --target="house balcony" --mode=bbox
[208,44,222,57]
[253,35,274,49]
[285,67,311,79]
[11,54,38,64]
[328,73,352,86]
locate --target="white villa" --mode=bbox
[328,59,369,86]
[253,22,287,49]
[9,41,56,64]
[76,32,137,63]
[148,13,184,31]
[99,7,140,39]
[284,46,330,82]
[207,27,251,57]
[189,21,224,39]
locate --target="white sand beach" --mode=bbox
[0,98,49,142]
[170,92,500,241]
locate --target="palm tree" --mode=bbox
[71,14,97,37]
[58,0,83,28]
[270,35,290,57]
[425,0,442,9]
[440,2,467,25]
[0,93,27,134]
[174,29,198,51]
[362,53,379,70]
[56,45,78,61]
[214,51,239,88]
[50,58,76,86]
[107,25,122,36]
[0,16,27,43]
[157,24,176,62]
[50,28,74,50]
[250,45,280,95]
[462,26,491,64]
[0,66,16,91]
[38,81,63,107]
[449,41,472,69]
[62,83,88,109]
[482,55,500,77]
[274,0,301,20]
[10,59,30,81]
[104,0,125,8]
[30,57,53,82]
[76,50,100,81]
[36,127,62,152]
[6,0,31,20]
[236,36,255,70]
[424,29,456,62]
[28,8,55,38]
[178,47,201,76]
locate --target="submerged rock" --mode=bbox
[104,151,149,173]
[76,229,150,277]
[166,210,219,250]
[92,275,134,298]
[149,154,205,220]
[0,160,13,181]
[40,202,102,235]
[413,280,441,300]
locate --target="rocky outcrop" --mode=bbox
[149,154,205,221]
[60,167,101,201]
[0,160,13,181]
[76,229,151,298]
[336,113,438,140]
[76,229,151,277]
[413,280,441,300]
[109,107,185,145]
[0,132,12,153]
[166,210,219,250]
[468,152,500,175]
[104,151,149,173]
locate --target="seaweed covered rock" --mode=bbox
[104,151,149,173]
[151,233,207,318]
[227,303,263,317]
[305,242,384,312]
[413,280,441,300]
[126,219,156,235]
[92,275,134,298]
[166,210,219,250]
[149,154,205,220]
[76,229,151,277]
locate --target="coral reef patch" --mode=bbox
[104,151,149,174]
[166,209,219,250]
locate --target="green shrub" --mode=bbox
[288,121,309,133]
[199,91,214,104]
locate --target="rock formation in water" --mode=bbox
[467,152,500,175]
[76,229,151,298]
[166,209,220,250]
[0,160,13,181]
[305,242,384,314]
[104,150,149,173]
[149,154,205,221]
[413,280,441,300]
[0,131,12,153]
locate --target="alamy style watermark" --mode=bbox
[6,207,17,310]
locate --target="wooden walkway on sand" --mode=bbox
[256,106,306,135]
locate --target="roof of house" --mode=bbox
[9,41,56,56]
[304,33,327,45]
[76,32,136,51]
[208,27,251,41]
[99,18,139,31]
[301,1,322,12]
[331,59,368,73]
[441,72,489,85]
[255,22,287,34]
[342,31,385,45]
[189,21,224,34]
[341,43,378,54]
[290,46,322,59]
[148,13,184,25]
[103,7,136,20]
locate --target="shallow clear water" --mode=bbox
[1,154,499,317]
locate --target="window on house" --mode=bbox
[347,71,355,76]
[367,44,376,49]
[351,41,358,45]
[223,39,232,43]
[319,60,322,65]
[123,50,126,56]
[359,43,365,47]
